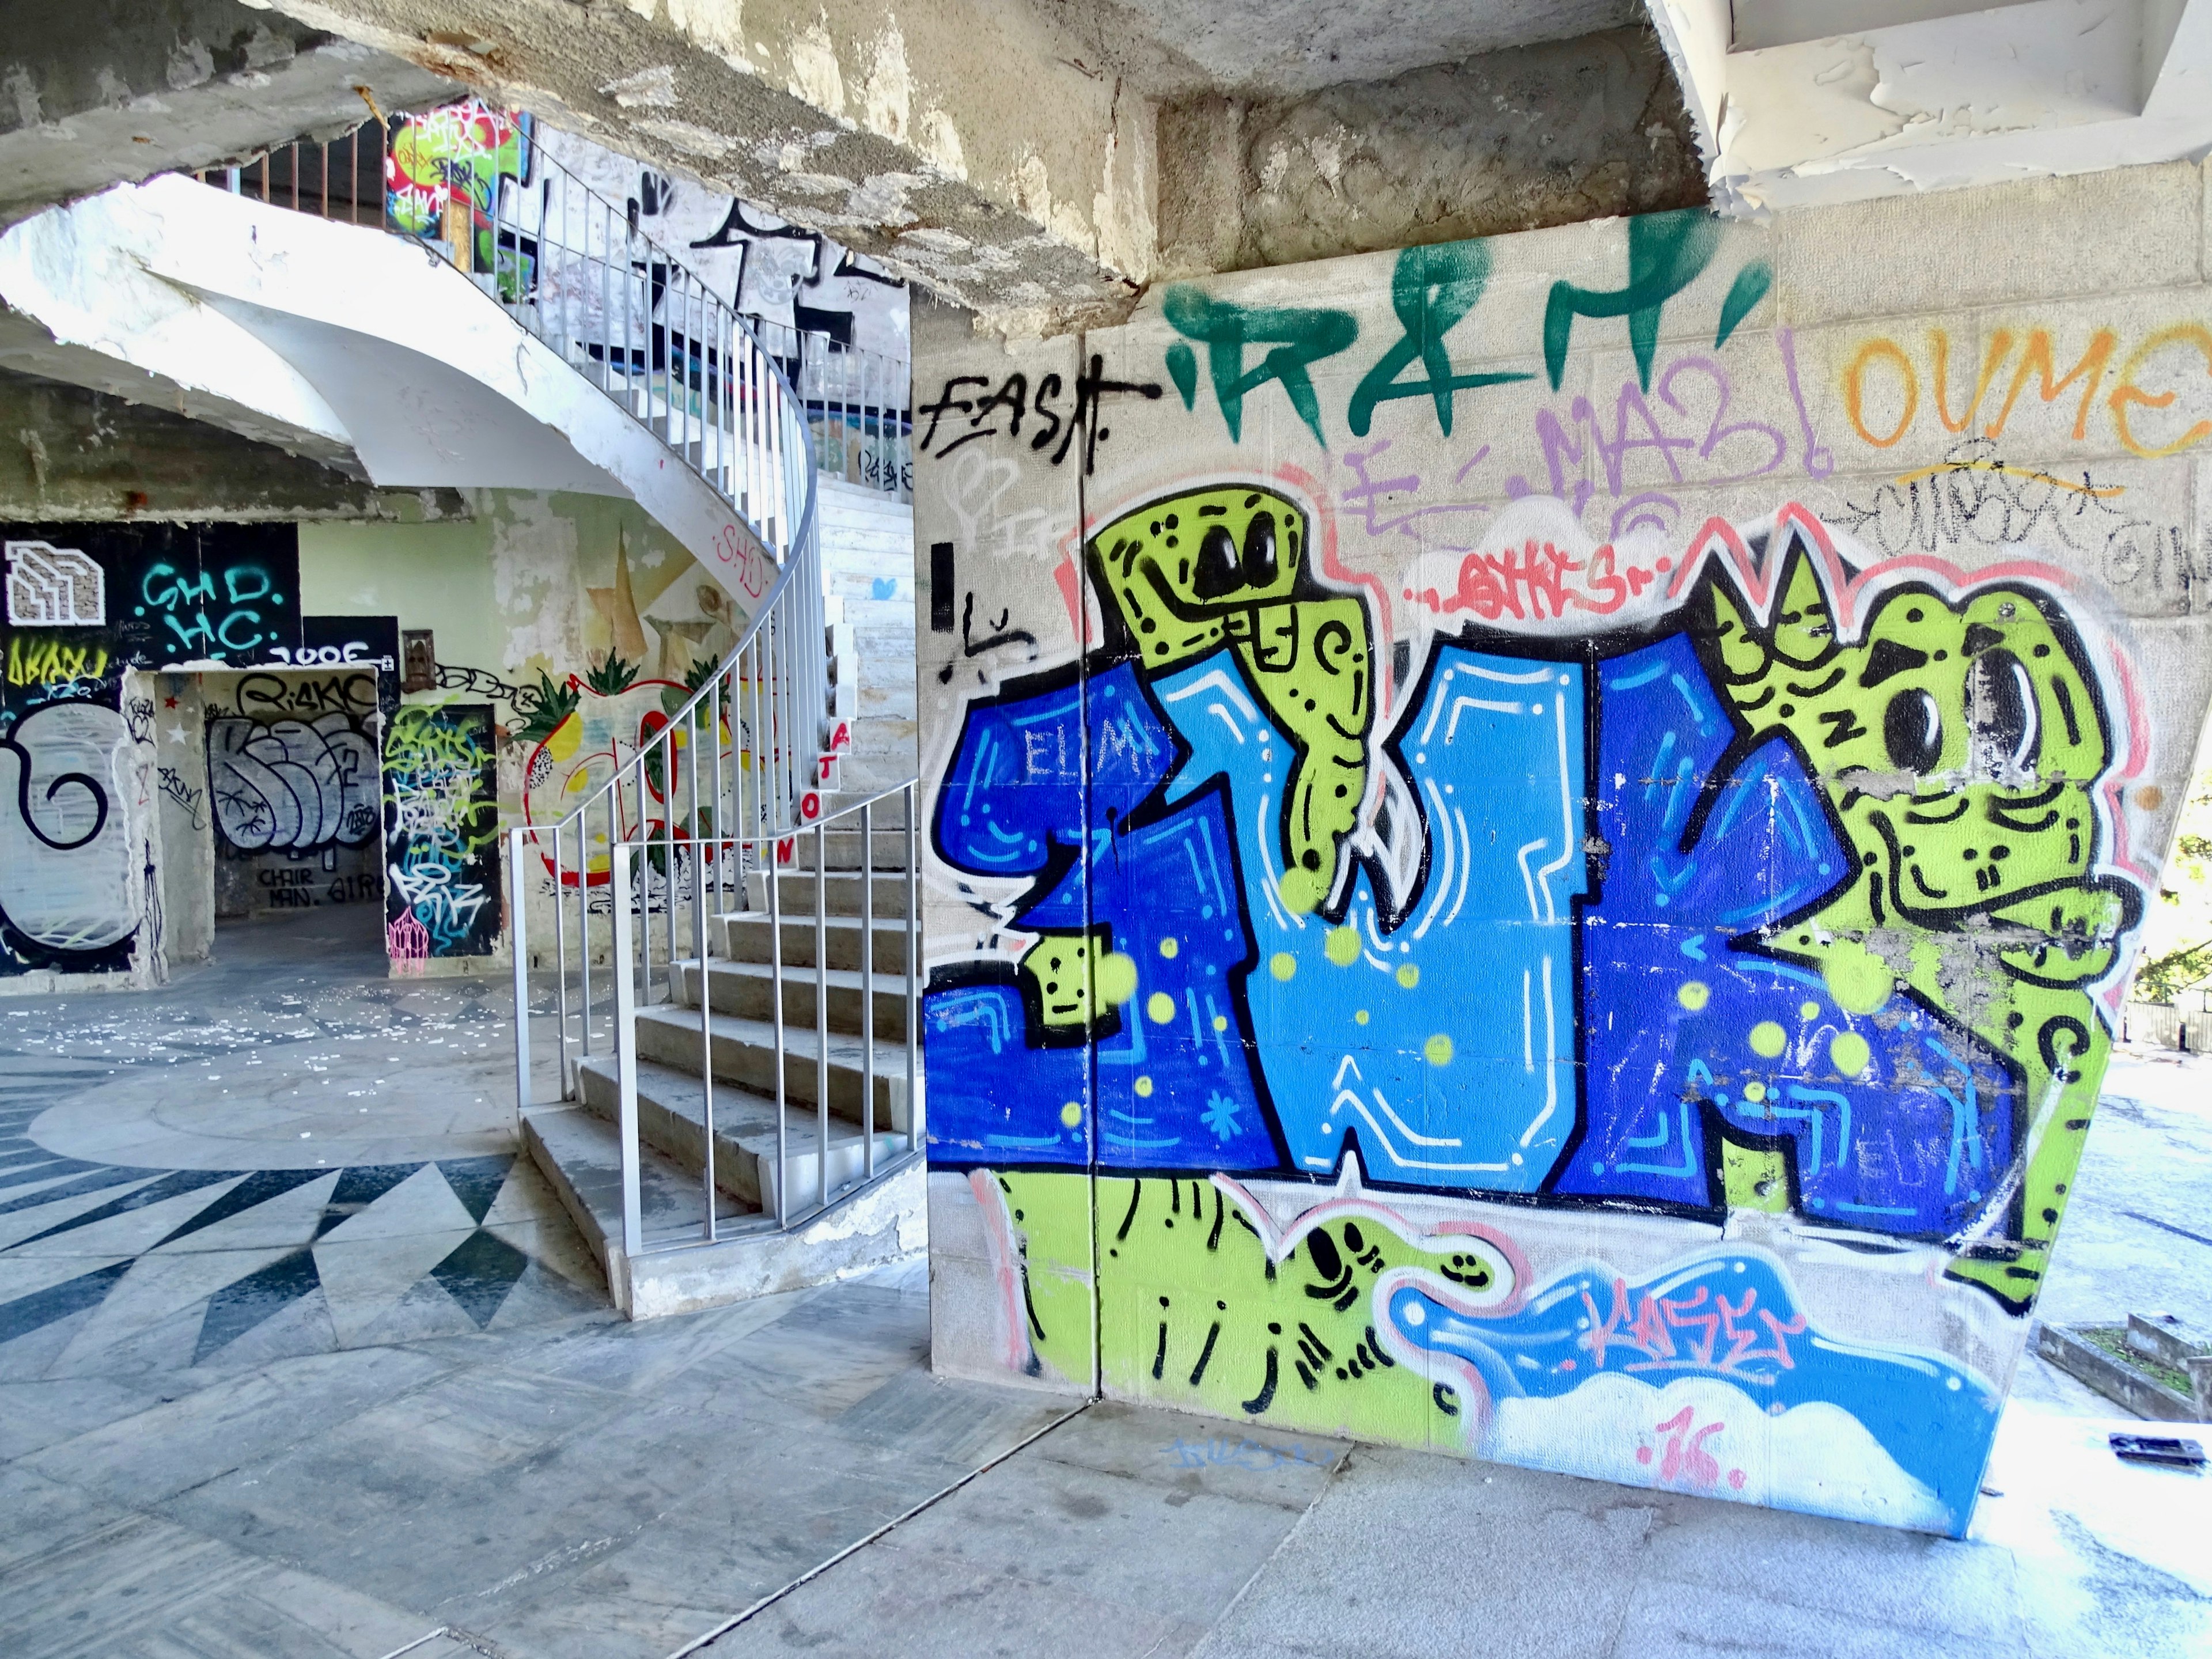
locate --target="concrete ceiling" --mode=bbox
[1097,0,1643,96]
[1652,0,2212,214]
[0,2,459,229]
[7,0,2206,340]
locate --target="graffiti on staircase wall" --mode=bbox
[531,127,910,367]
[385,100,533,285]
[917,210,2182,1539]
[383,703,499,966]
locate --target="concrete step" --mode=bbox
[745,869,911,916]
[522,1103,923,1320]
[822,524,915,555]
[828,574,914,607]
[633,1002,912,1131]
[673,956,914,1041]
[775,825,915,870]
[717,912,912,972]
[523,1101,749,1263]
[575,1054,907,1214]
[823,546,915,579]
[836,598,914,629]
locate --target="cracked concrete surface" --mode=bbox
[1,917,2205,1656]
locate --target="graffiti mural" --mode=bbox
[383,704,499,966]
[207,670,383,918]
[385,101,533,287]
[919,208,2192,1538]
[0,522,278,978]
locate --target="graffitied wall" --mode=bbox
[300,488,756,966]
[0,522,296,987]
[383,703,499,967]
[916,167,2212,1539]
[204,667,384,921]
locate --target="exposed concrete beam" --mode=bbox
[0,365,469,521]
[1647,0,2212,215]
[0,1,460,227]
[1157,26,1705,275]
[259,0,1161,330]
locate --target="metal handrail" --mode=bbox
[509,782,923,1253]
[192,114,926,1249]
[198,116,912,503]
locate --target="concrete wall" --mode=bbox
[916,160,2212,1538]
[1,521,297,993]
[300,487,744,971]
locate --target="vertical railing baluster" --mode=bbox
[554,821,571,1097]
[862,800,875,1183]
[770,817,787,1227]
[510,827,530,1109]
[906,782,919,1156]
[612,842,642,1264]
[815,820,830,1211]
[691,695,714,1243]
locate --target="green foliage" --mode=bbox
[513,670,579,745]
[2132,939,2212,1006]
[584,649,638,696]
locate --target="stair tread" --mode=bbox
[577,1054,892,1152]
[685,956,915,993]
[636,1002,909,1069]
[527,1105,758,1247]
[716,911,909,930]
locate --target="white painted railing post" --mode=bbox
[509,827,531,1109]
[611,842,643,1260]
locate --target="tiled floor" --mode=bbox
[0,916,600,1378]
[2,916,2207,1657]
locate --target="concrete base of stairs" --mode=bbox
[522,1104,927,1319]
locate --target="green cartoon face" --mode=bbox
[1090,486,1306,667]
[1707,555,2111,929]
[1089,486,1374,915]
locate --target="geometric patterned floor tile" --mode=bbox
[434,1156,514,1225]
[192,1248,323,1363]
[427,1229,528,1329]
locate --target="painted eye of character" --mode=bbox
[1193,524,1241,599]
[1883,687,1942,774]
[1966,649,2038,781]
[1241,512,1278,588]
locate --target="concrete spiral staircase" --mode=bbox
[525,827,922,1318]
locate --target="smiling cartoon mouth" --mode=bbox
[1907,864,1949,900]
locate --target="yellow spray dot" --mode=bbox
[1396,963,1420,990]
[1749,1021,1786,1058]
[1278,869,1325,915]
[1158,937,1179,959]
[1059,1101,1082,1127]
[1096,952,1139,1005]
[1134,1075,1154,1098]
[1146,991,1176,1024]
[1423,1034,1454,1067]
[1830,1032,1872,1076]
[1678,980,1710,1012]
[1355,1010,1369,1025]
[1270,952,1298,982]
[1821,952,1895,1016]
[1212,1014,1229,1032]
[1799,1001,1820,1021]
[1325,926,1362,967]
[1744,1081,1767,1104]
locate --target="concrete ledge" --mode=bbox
[524,1102,926,1319]
[2035,1321,2203,1422]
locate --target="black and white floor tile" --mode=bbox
[0,933,607,1380]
